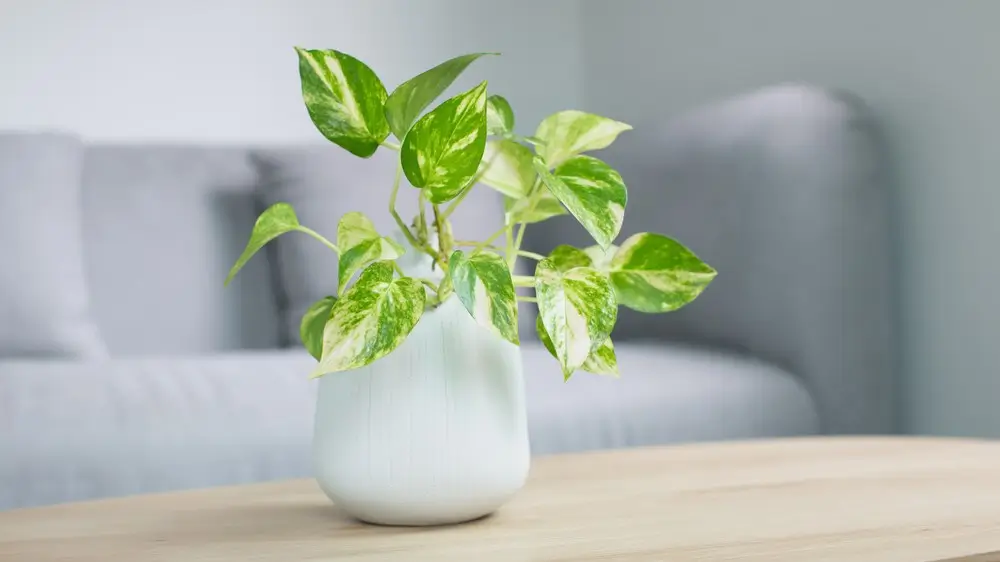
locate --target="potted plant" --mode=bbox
[226,48,716,526]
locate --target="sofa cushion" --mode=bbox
[81,146,281,355]
[523,342,820,454]
[0,132,107,358]
[251,145,505,345]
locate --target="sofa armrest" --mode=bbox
[0,351,317,510]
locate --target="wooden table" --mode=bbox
[4,437,1000,561]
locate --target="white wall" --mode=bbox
[580,0,1000,436]
[0,0,583,143]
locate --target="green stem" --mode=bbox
[471,224,511,256]
[389,164,420,249]
[512,275,535,287]
[417,189,429,240]
[296,226,340,254]
[433,203,452,268]
[417,278,439,293]
[381,140,401,151]
[517,295,538,303]
[391,262,405,277]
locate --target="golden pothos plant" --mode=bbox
[226,48,716,380]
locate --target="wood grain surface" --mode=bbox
[4,437,1000,561]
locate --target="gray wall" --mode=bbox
[579,0,1000,436]
[0,0,583,143]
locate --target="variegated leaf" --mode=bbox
[584,244,618,272]
[547,245,593,272]
[486,94,515,135]
[401,81,488,203]
[311,262,425,377]
[295,47,390,158]
[534,110,632,168]
[336,212,405,293]
[226,202,300,286]
[534,155,627,249]
[384,52,495,140]
[504,189,567,224]
[300,296,336,360]
[534,259,617,378]
[479,139,535,199]
[610,233,716,313]
[536,316,618,379]
[449,250,519,345]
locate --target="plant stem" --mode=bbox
[296,226,340,254]
[432,203,453,265]
[389,164,420,249]
[381,140,401,151]
[512,275,535,287]
[471,224,510,256]
[417,278,439,293]
[417,189,429,240]
[453,241,542,260]
[391,262,405,277]
[517,295,538,303]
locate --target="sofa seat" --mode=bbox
[0,344,817,510]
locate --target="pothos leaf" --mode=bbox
[486,94,515,135]
[449,250,519,345]
[534,259,617,378]
[534,155,627,249]
[336,212,405,293]
[536,316,618,379]
[300,296,336,361]
[479,139,535,199]
[226,202,300,286]
[310,262,425,377]
[610,232,716,313]
[546,245,594,272]
[384,52,495,140]
[295,47,390,158]
[400,81,488,203]
[504,190,568,224]
[534,110,632,168]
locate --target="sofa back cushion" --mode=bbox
[81,145,282,355]
[0,132,107,358]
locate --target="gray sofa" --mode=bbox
[0,84,894,511]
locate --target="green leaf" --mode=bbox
[547,245,593,272]
[225,203,300,286]
[486,94,514,135]
[479,139,535,199]
[295,47,390,158]
[336,212,405,293]
[504,189,567,224]
[610,233,717,313]
[311,262,425,377]
[449,250,519,345]
[535,110,632,168]
[384,52,495,140]
[536,316,618,379]
[401,81,488,204]
[534,259,617,378]
[300,296,336,361]
[584,244,618,271]
[534,155,627,248]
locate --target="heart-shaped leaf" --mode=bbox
[479,139,535,199]
[534,155,627,248]
[486,94,515,135]
[534,259,617,378]
[546,245,594,272]
[226,203,300,286]
[311,262,425,377]
[534,110,632,168]
[449,250,519,345]
[536,316,618,379]
[584,244,618,271]
[384,52,495,140]
[300,296,336,360]
[295,47,390,158]
[336,212,405,293]
[504,190,567,224]
[610,233,717,313]
[401,81,488,203]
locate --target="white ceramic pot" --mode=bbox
[312,296,531,526]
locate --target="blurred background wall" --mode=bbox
[0,0,583,142]
[2,0,997,437]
